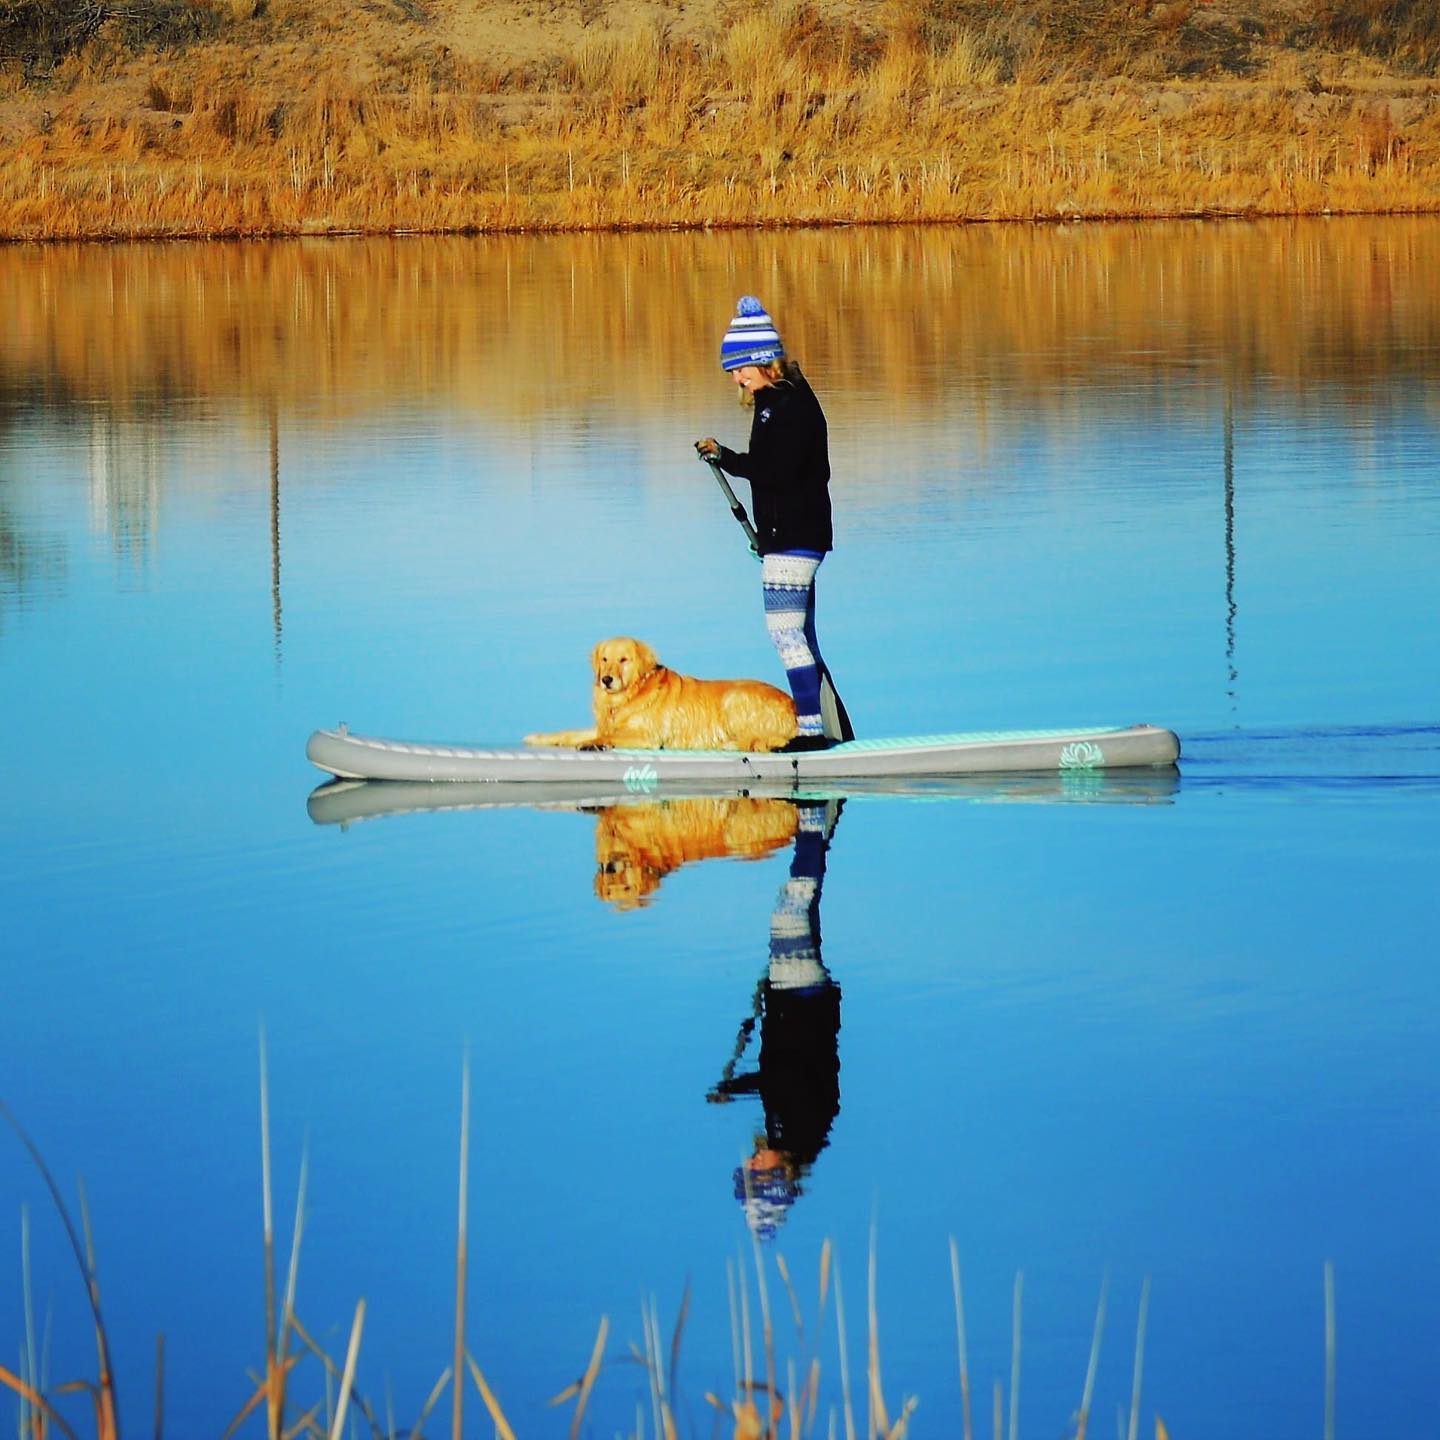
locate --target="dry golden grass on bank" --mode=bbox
[0,0,1438,238]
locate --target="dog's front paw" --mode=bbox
[578,741,611,752]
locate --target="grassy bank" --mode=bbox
[0,0,1438,239]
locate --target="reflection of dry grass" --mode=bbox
[4,219,1440,431]
[595,797,799,909]
[0,0,1438,238]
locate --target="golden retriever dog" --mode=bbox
[524,637,798,752]
[593,797,799,909]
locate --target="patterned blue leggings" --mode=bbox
[762,552,826,736]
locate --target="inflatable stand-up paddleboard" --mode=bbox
[306,722,1180,786]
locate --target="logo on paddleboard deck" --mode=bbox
[1058,741,1104,770]
[623,763,659,794]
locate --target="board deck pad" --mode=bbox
[306,723,1180,787]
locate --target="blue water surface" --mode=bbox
[1,220,1438,1440]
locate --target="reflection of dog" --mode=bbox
[594,797,798,909]
[524,637,797,752]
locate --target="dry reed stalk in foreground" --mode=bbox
[948,1238,972,1440]
[1007,1271,1022,1440]
[833,1256,856,1440]
[326,1302,366,1440]
[153,1333,163,1440]
[464,1354,516,1440]
[1324,1260,1336,1440]
[452,1050,470,1440]
[4,1055,1350,1440]
[547,1314,609,1440]
[1126,1276,1152,1440]
[1074,1270,1108,1440]
[0,1100,118,1440]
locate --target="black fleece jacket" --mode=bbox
[717,375,833,556]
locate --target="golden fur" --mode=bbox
[524,637,798,753]
[593,797,799,909]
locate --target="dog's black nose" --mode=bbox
[602,675,615,689]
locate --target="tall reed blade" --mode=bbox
[283,1403,322,1440]
[642,1296,664,1440]
[1007,1271,1022,1440]
[668,1281,691,1405]
[749,1227,777,1440]
[739,1243,754,1402]
[281,1143,310,1368]
[288,1315,384,1439]
[727,1260,742,1400]
[452,1051,471,1440]
[75,1180,117,1440]
[0,1364,79,1440]
[568,1315,609,1440]
[1323,1261,1336,1440]
[154,1333,165,1440]
[804,1356,822,1438]
[1126,1277,1151,1440]
[776,1255,805,1347]
[327,1300,367,1440]
[22,1205,37,1440]
[258,1025,280,1440]
[947,1239,971,1440]
[866,1224,887,1440]
[407,1368,451,1440]
[0,1103,120,1440]
[464,1353,517,1440]
[832,1259,855,1440]
[1075,1271,1108,1440]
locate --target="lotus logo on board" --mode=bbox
[623,764,659,794]
[1058,741,1105,770]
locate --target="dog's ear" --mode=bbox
[591,640,609,680]
[633,639,659,675]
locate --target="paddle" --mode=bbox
[697,450,855,742]
[700,451,760,551]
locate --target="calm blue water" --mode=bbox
[2,221,1439,1440]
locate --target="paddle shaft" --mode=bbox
[700,453,855,742]
[703,456,760,550]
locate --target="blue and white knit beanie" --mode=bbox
[720,295,785,371]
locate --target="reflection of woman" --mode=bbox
[709,800,843,1237]
[695,297,843,753]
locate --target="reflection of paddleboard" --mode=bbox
[307,768,1180,827]
[306,723,1179,786]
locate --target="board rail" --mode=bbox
[305,722,1181,786]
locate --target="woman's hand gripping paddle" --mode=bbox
[693,445,855,742]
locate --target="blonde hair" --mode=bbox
[738,358,803,406]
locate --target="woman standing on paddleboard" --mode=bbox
[696,296,851,752]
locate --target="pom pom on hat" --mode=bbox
[720,295,785,371]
